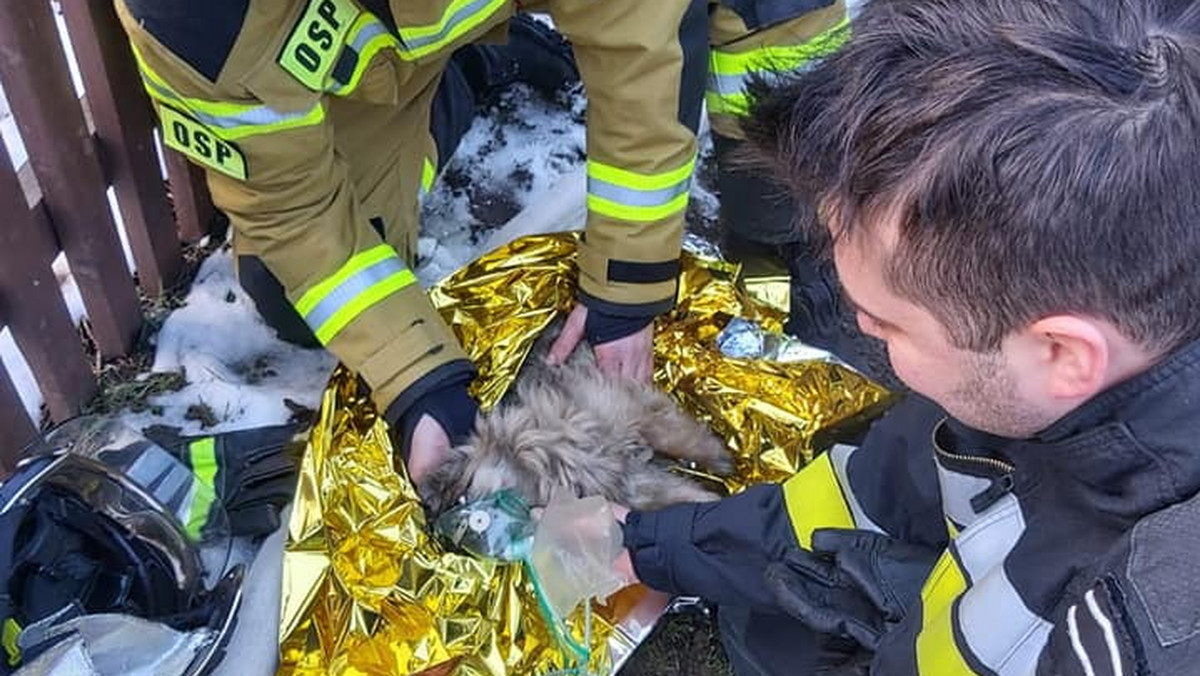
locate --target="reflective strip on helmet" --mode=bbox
[329,14,401,95]
[185,438,220,539]
[586,157,696,223]
[396,0,508,60]
[295,244,417,344]
[420,156,437,198]
[123,443,215,539]
[706,16,850,117]
[781,452,855,549]
[132,44,325,142]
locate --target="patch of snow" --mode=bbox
[418,84,587,284]
[118,246,335,436]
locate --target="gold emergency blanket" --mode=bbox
[278,234,893,676]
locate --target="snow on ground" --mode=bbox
[117,249,337,436]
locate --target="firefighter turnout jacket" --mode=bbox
[112,0,848,420]
[624,340,1200,675]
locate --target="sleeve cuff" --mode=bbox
[621,503,700,595]
[584,309,654,345]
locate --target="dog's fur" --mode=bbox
[417,328,733,515]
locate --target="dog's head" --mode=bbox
[416,403,602,515]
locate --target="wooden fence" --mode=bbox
[0,0,216,470]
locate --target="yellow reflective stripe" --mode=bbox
[587,192,690,223]
[915,549,979,676]
[133,44,325,141]
[917,607,981,676]
[587,159,696,192]
[295,245,416,344]
[296,244,395,315]
[706,91,752,117]
[397,0,508,60]
[3,618,20,666]
[331,14,401,94]
[314,268,416,343]
[421,156,437,194]
[707,16,850,117]
[186,438,219,539]
[781,452,855,549]
[586,157,696,223]
[708,16,850,77]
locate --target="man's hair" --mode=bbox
[745,0,1200,353]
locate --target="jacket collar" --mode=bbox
[939,339,1200,513]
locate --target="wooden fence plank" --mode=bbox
[0,363,38,476]
[0,147,96,423]
[166,150,215,242]
[0,0,141,358]
[61,0,182,296]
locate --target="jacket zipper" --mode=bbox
[934,444,1017,513]
[933,445,1015,475]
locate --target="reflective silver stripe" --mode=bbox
[302,256,409,331]
[199,105,312,130]
[828,444,886,534]
[1069,605,1099,676]
[953,493,1023,583]
[1085,590,1125,676]
[706,65,818,97]
[123,445,196,523]
[953,494,1054,676]
[142,76,179,105]
[708,71,748,97]
[401,0,494,51]
[935,460,993,529]
[958,567,1054,675]
[124,445,176,490]
[141,70,308,130]
[331,21,391,94]
[350,20,389,52]
[587,175,692,208]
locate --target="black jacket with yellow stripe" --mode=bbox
[112,0,847,419]
[625,340,1200,675]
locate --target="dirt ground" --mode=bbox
[618,610,735,676]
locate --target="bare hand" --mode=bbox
[406,413,450,482]
[547,304,654,383]
[609,504,639,584]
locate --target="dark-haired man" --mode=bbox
[613,0,1200,674]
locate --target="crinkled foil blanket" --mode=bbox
[279,234,893,675]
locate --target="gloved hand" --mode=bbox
[528,494,635,619]
[765,529,939,651]
[394,382,480,481]
[143,424,302,538]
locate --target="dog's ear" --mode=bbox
[415,447,472,516]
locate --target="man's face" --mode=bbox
[831,222,1055,438]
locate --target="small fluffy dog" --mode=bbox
[417,325,733,515]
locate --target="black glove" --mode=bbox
[143,424,302,538]
[765,529,939,651]
[583,307,654,345]
[395,383,480,461]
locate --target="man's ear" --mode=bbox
[1024,316,1110,401]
